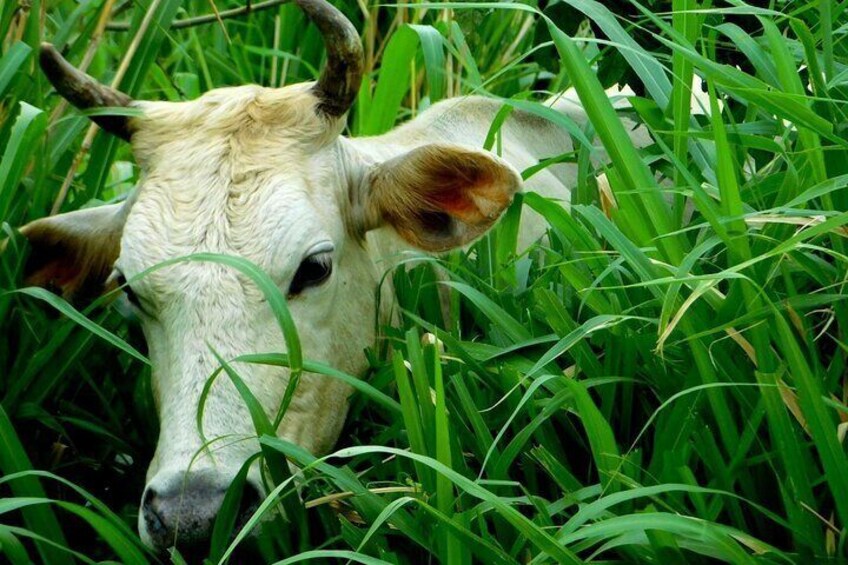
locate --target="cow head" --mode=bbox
[22,0,520,554]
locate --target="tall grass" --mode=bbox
[2,0,847,562]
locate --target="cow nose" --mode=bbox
[142,477,261,555]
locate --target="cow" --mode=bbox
[19,0,635,555]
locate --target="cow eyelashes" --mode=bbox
[288,252,333,296]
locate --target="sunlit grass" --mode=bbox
[2,0,847,563]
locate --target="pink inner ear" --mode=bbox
[425,161,510,225]
[429,172,514,226]
[430,187,480,222]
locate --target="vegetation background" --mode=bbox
[1,0,847,562]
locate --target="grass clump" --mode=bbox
[1,0,847,563]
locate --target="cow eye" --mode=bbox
[115,271,142,309]
[289,252,332,296]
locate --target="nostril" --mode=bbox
[142,488,167,536]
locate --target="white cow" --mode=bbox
[21,0,640,554]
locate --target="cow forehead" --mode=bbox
[122,177,339,266]
[120,146,347,294]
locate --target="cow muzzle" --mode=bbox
[139,469,261,556]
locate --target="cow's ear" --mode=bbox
[360,144,522,252]
[18,203,126,302]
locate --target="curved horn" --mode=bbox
[40,43,135,141]
[295,0,364,118]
